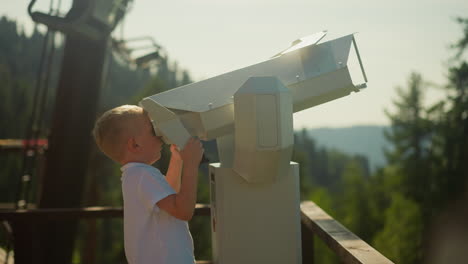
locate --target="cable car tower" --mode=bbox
[10,1,130,263]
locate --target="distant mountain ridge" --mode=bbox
[306,125,390,170]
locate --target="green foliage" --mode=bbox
[383,72,438,222]
[293,129,370,195]
[0,18,41,139]
[452,17,468,59]
[339,161,374,241]
[0,17,48,204]
[373,194,423,264]
[371,17,468,263]
[295,131,372,264]
[436,60,468,204]
[308,187,334,215]
[306,187,339,264]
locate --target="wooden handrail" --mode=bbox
[0,139,48,152]
[0,203,210,221]
[300,201,394,264]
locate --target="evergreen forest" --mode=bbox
[1,15,467,264]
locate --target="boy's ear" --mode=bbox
[127,137,139,153]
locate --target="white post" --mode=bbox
[209,163,301,264]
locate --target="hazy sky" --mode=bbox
[3,0,468,129]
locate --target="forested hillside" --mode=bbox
[1,15,467,264]
[308,125,389,170]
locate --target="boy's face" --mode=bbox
[136,116,164,165]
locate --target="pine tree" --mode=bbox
[437,17,468,205]
[384,72,435,214]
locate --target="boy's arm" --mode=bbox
[165,145,182,193]
[157,138,203,221]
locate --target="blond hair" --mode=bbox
[93,105,147,163]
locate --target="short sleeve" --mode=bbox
[137,169,176,213]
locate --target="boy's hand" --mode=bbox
[170,144,182,161]
[157,137,203,221]
[180,137,204,168]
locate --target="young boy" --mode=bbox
[93,105,204,264]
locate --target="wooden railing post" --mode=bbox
[301,221,314,264]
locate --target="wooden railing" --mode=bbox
[0,202,393,264]
[300,201,393,264]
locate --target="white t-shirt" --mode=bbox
[121,162,195,264]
